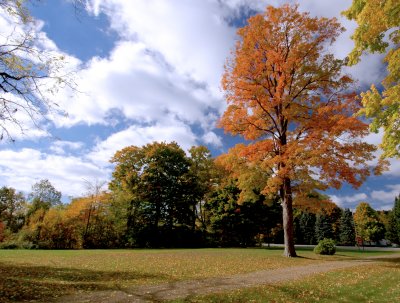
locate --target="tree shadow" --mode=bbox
[369,257,400,264]
[0,262,170,302]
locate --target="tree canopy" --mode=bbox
[219,4,380,257]
[354,202,386,244]
[343,0,400,158]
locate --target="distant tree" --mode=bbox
[110,142,199,247]
[187,146,218,231]
[205,182,281,247]
[24,179,61,243]
[0,186,25,233]
[315,213,334,242]
[343,0,400,159]
[28,179,61,211]
[354,202,386,245]
[81,179,106,246]
[386,195,400,244]
[299,211,316,245]
[0,0,76,141]
[218,3,379,257]
[339,208,356,246]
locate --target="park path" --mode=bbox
[56,253,400,303]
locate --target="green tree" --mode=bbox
[0,186,25,233]
[298,211,316,245]
[186,145,219,231]
[339,208,356,246]
[28,179,62,211]
[354,202,386,245]
[110,141,199,247]
[315,213,334,242]
[343,0,400,158]
[386,195,400,244]
[205,181,281,247]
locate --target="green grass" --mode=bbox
[0,248,395,302]
[172,257,400,302]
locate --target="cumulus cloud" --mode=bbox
[371,184,400,204]
[52,40,221,131]
[50,141,85,155]
[0,148,108,197]
[87,0,236,98]
[87,121,198,166]
[202,131,223,148]
[330,192,368,207]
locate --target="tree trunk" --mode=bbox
[281,177,297,257]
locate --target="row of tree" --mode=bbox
[1,142,399,249]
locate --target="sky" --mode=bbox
[0,0,399,210]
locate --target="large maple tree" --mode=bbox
[219,4,381,257]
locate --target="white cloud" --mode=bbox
[371,184,400,204]
[202,131,223,148]
[87,121,198,166]
[330,192,368,207]
[52,41,221,131]
[0,148,108,197]
[87,0,236,99]
[49,141,85,155]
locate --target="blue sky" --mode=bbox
[0,0,399,210]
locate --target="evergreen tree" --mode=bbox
[315,213,333,242]
[387,195,400,244]
[300,212,316,245]
[339,208,355,246]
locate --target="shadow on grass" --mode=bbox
[370,257,400,264]
[0,262,169,302]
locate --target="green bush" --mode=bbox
[314,238,336,255]
[0,240,37,249]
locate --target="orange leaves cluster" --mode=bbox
[219,4,382,197]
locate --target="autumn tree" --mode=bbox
[354,202,385,245]
[343,0,400,158]
[81,179,107,246]
[0,0,76,141]
[25,179,61,242]
[219,4,379,257]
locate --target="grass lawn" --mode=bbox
[172,257,400,303]
[0,248,395,302]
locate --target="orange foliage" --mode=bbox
[219,4,381,198]
[219,4,383,256]
[294,196,340,215]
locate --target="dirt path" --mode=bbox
[56,254,400,303]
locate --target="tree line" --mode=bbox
[1,141,399,249]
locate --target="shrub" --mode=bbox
[314,238,336,255]
[0,240,38,249]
